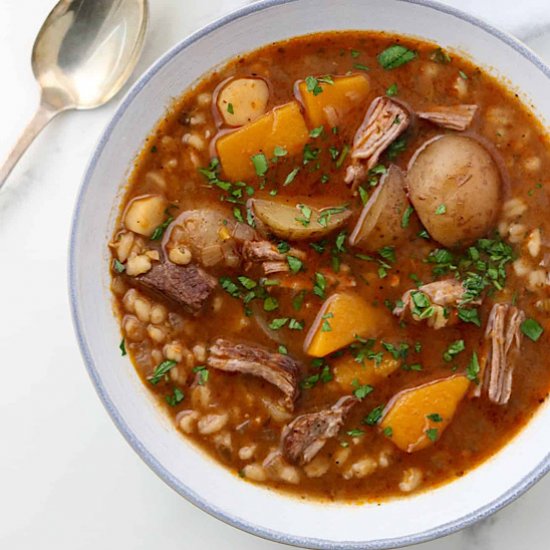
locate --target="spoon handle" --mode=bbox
[0,99,60,190]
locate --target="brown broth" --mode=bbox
[110,31,550,501]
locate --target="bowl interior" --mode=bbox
[70,0,550,547]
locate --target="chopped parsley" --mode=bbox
[263,296,279,312]
[301,363,332,388]
[443,340,465,362]
[193,365,209,385]
[458,307,481,327]
[287,255,304,274]
[292,290,306,311]
[305,74,334,95]
[466,352,480,383]
[148,360,177,385]
[364,405,385,426]
[151,208,176,240]
[410,291,434,319]
[383,426,393,437]
[426,413,443,422]
[273,145,287,157]
[435,204,447,215]
[288,318,304,330]
[378,245,396,263]
[353,63,370,71]
[359,185,369,205]
[378,45,417,69]
[277,241,291,254]
[425,428,439,442]
[313,272,327,298]
[165,387,185,406]
[284,167,300,186]
[352,379,374,400]
[310,240,327,254]
[119,338,126,356]
[386,83,398,96]
[113,259,125,273]
[296,203,312,226]
[382,341,409,361]
[251,153,268,176]
[227,103,234,114]
[335,144,350,168]
[237,275,257,290]
[317,205,349,227]
[309,126,324,138]
[430,47,452,64]
[521,318,544,342]
[269,318,289,330]
[347,429,365,438]
[401,205,414,228]
[387,136,407,159]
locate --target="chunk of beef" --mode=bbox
[345,97,410,192]
[241,240,306,275]
[242,240,286,263]
[418,104,478,131]
[207,338,301,408]
[133,261,216,314]
[393,279,480,329]
[476,303,525,405]
[281,395,358,465]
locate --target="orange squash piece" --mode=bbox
[333,353,400,389]
[304,291,389,357]
[297,74,370,128]
[380,375,470,453]
[215,101,309,181]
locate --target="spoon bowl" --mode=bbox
[0,0,148,187]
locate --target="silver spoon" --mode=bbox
[0,0,149,190]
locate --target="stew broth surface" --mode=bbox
[110,31,550,501]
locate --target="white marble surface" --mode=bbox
[2,1,550,548]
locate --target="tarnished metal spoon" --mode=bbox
[0,0,149,189]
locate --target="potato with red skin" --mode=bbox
[251,199,351,241]
[349,165,410,251]
[406,135,501,248]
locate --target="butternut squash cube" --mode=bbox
[380,375,470,453]
[215,101,309,181]
[298,74,370,128]
[334,353,400,389]
[304,291,388,357]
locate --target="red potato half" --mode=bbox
[349,165,410,251]
[406,134,501,248]
[251,199,351,241]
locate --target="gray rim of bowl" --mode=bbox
[68,0,550,548]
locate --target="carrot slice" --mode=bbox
[216,101,309,181]
[304,291,389,357]
[297,74,370,128]
[380,375,470,453]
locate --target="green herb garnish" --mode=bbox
[521,318,544,342]
[378,45,417,69]
[148,360,177,385]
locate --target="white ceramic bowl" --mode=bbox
[69,0,550,547]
